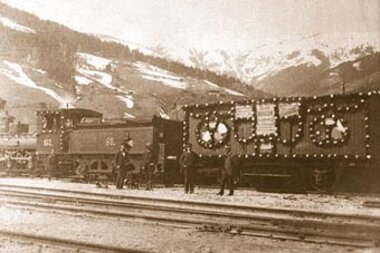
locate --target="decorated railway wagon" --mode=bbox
[36,108,183,184]
[183,91,380,193]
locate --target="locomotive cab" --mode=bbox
[36,108,102,175]
[37,108,102,154]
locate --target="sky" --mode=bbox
[1,0,379,52]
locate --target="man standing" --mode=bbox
[218,145,237,196]
[114,143,131,189]
[179,144,197,194]
[142,142,155,190]
[48,149,58,181]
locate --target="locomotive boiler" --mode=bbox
[182,91,380,193]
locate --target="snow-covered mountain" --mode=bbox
[99,31,379,95]
[149,33,378,85]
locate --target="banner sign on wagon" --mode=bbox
[260,142,274,153]
[256,103,277,136]
[278,102,300,118]
[235,105,254,119]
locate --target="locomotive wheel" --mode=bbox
[75,160,89,175]
[90,160,99,171]
[308,167,336,193]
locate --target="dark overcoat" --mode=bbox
[114,150,130,172]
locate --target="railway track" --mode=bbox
[0,183,379,225]
[0,183,379,248]
[0,230,154,253]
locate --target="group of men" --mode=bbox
[113,141,239,196]
[114,141,155,190]
[48,140,238,195]
[179,144,238,196]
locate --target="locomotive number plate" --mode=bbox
[105,137,116,146]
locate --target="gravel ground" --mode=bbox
[0,205,377,253]
[0,177,380,216]
[0,238,82,253]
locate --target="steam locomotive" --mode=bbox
[35,108,183,184]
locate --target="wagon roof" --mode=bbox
[182,90,380,110]
[37,108,102,118]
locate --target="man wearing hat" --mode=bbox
[142,142,156,190]
[218,145,237,196]
[114,142,132,189]
[179,143,197,194]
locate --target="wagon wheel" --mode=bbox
[280,167,302,191]
[308,167,337,193]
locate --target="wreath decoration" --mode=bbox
[195,116,230,149]
[309,113,349,147]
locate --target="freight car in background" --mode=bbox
[36,108,183,184]
[182,91,380,193]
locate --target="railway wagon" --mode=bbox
[183,91,380,193]
[36,108,183,184]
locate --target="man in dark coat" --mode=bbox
[217,145,238,196]
[179,144,197,194]
[142,142,155,190]
[48,149,58,181]
[114,143,131,189]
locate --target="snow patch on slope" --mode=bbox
[77,67,134,108]
[123,112,135,119]
[116,95,134,109]
[77,53,112,71]
[74,75,93,85]
[204,80,245,97]
[0,16,35,33]
[77,68,113,89]
[75,52,135,110]
[159,107,170,119]
[133,61,187,89]
[352,62,361,71]
[0,60,71,107]
[96,34,156,56]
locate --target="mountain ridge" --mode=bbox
[96,30,379,96]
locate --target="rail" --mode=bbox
[0,230,155,253]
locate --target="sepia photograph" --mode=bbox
[0,0,379,252]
